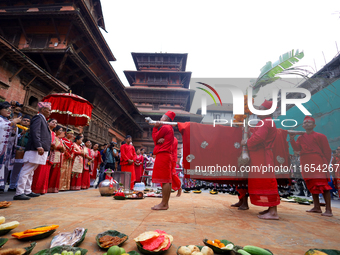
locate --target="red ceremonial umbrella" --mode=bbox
[42,93,93,126]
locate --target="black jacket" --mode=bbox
[25,114,51,152]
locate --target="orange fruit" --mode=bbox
[219,243,225,248]
[214,239,221,244]
[213,243,219,247]
[207,240,213,245]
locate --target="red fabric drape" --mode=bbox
[134,154,144,183]
[152,152,172,184]
[43,93,93,126]
[178,122,244,181]
[272,129,290,179]
[90,150,101,180]
[32,163,52,194]
[171,164,181,191]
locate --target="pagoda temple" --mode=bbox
[124,52,202,159]
[0,0,142,145]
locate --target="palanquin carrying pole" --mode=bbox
[145,117,306,135]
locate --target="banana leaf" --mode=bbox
[19,226,57,241]
[96,230,128,249]
[128,252,140,255]
[0,237,8,247]
[252,49,304,92]
[202,239,242,255]
[306,249,340,255]
[24,242,37,255]
[33,245,87,255]
[136,242,171,255]
[0,228,12,236]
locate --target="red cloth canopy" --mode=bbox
[42,93,93,126]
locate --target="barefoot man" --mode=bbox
[120,135,136,190]
[151,111,175,210]
[289,116,333,217]
[241,100,280,220]
[158,136,182,197]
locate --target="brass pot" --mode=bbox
[98,180,118,196]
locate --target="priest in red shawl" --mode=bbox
[151,111,175,210]
[289,116,333,217]
[241,100,280,220]
[120,135,137,190]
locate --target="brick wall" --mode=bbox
[0,65,26,103]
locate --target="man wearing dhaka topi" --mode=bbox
[151,111,175,210]
[289,116,333,217]
[241,100,280,220]
[14,102,52,200]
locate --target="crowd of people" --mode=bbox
[0,101,180,201]
[2,99,338,218]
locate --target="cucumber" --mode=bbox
[243,245,272,255]
[238,250,252,255]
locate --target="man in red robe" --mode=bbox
[241,100,280,220]
[289,116,333,217]
[151,111,175,210]
[120,135,136,190]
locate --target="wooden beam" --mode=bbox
[9,66,24,82]
[55,54,68,78]
[0,52,6,60]
[88,58,99,67]
[104,77,116,85]
[63,22,73,44]
[76,42,90,54]
[40,54,52,74]
[98,71,108,79]
[24,76,37,89]
[51,18,61,43]
[64,67,81,78]
[0,27,4,37]
[18,18,29,43]
[69,73,87,86]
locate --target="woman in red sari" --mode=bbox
[134,148,144,183]
[70,135,84,190]
[90,143,101,187]
[59,130,75,191]
[47,125,65,193]
[32,119,58,194]
[82,140,94,189]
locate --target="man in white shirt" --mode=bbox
[14,102,52,200]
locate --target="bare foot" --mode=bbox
[238,205,249,210]
[176,188,182,197]
[257,212,279,220]
[151,204,169,210]
[321,211,333,217]
[231,201,242,207]
[259,209,269,215]
[306,208,322,213]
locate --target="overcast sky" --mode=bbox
[100,1,340,105]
